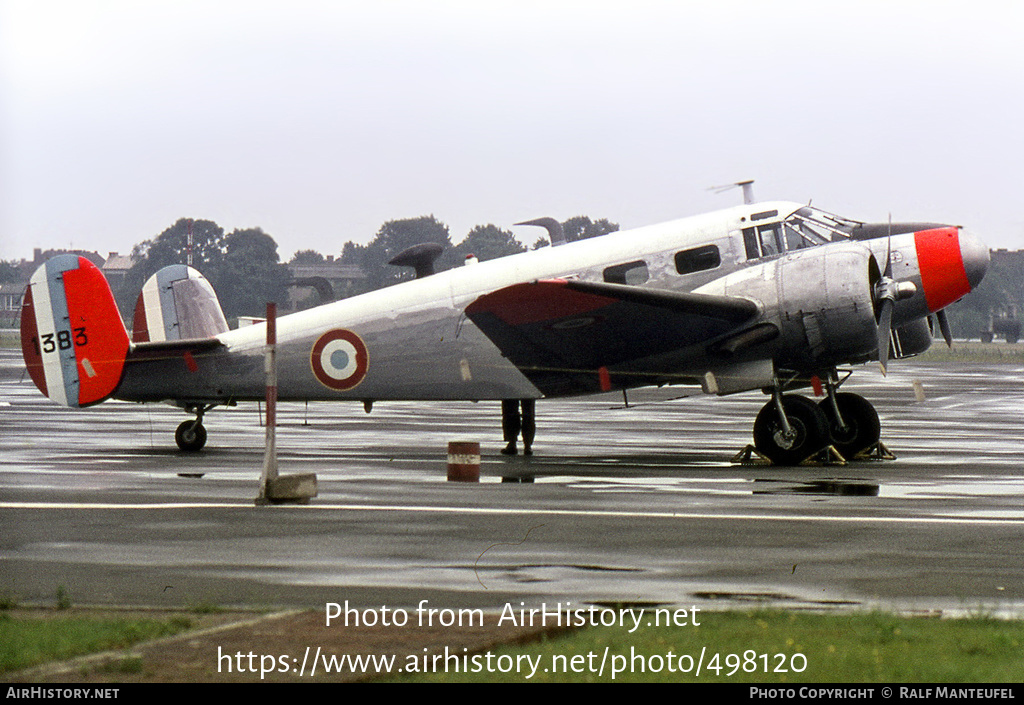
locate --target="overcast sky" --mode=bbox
[2,0,1022,263]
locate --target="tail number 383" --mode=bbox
[31,327,88,355]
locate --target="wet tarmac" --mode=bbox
[2,348,1024,616]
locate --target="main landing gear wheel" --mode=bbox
[175,420,207,452]
[819,392,880,460]
[753,395,830,466]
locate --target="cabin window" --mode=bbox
[603,260,649,285]
[675,245,721,274]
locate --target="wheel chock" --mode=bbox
[801,445,847,466]
[731,445,772,465]
[853,441,896,461]
[731,444,848,466]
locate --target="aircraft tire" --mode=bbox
[175,420,207,452]
[753,395,829,466]
[819,393,880,460]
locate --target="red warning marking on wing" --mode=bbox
[310,329,369,391]
[464,279,614,326]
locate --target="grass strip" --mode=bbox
[390,610,1024,683]
[914,342,1024,363]
[0,612,193,674]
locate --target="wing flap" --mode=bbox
[465,279,759,395]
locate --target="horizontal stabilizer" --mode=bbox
[20,255,130,407]
[129,337,226,359]
[465,279,758,395]
[132,265,229,343]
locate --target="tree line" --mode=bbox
[6,214,1013,341]
[109,214,619,321]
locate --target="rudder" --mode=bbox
[132,265,229,342]
[21,255,130,407]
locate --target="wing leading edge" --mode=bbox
[464,279,759,396]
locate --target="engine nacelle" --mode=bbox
[699,243,880,369]
[891,318,933,359]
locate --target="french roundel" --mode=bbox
[310,329,369,391]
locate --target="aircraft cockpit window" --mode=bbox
[603,260,649,285]
[744,223,785,260]
[675,244,721,274]
[745,219,815,260]
[759,223,782,257]
[789,207,857,242]
[744,207,859,257]
[782,221,827,250]
[783,223,807,250]
[743,228,760,260]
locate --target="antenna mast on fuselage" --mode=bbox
[710,179,755,205]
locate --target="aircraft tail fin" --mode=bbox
[20,255,131,407]
[131,265,229,342]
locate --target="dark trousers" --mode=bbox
[502,399,536,449]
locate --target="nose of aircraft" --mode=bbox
[958,227,989,290]
[914,226,989,312]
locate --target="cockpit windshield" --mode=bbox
[787,206,858,244]
[743,205,860,261]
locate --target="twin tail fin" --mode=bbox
[21,257,228,407]
[20,255,130,408]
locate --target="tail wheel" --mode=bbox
[175,420,207,452]
[819,392,880,460]
[753,395,829,466]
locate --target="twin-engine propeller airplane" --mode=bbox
[20,199,988,465]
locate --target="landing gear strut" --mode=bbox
[749,367,884,465]
[175,405,215,452]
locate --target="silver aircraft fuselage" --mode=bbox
[112,200,987,406]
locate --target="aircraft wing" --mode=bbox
[464,279,759,395]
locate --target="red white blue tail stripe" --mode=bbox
[20,255,130,407]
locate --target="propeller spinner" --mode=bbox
[872,225,988,373]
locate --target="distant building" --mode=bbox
[1,249,106,328]
[0,279,27,328]
[990,248,1024,267]
[286,256,366,310]
[32,248,105,269]
[101,252,136,289]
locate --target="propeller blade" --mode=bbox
[877,298,894,375]
[936,308,953,348]
[883,213,893,278]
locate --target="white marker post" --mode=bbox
[257,302,317,505]
[258,302,278,503]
